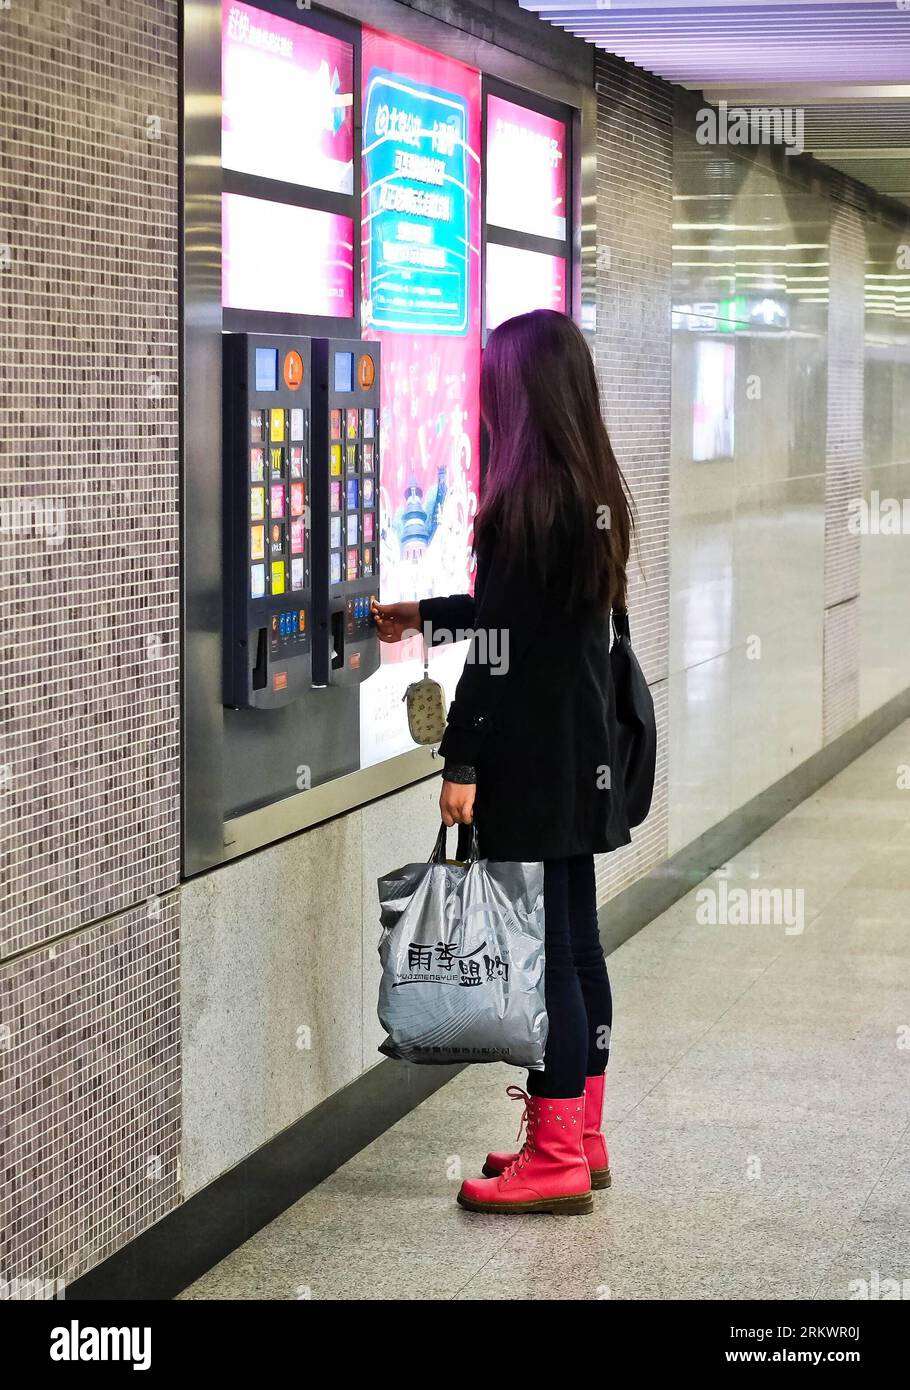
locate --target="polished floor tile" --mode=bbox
[180,723,910,1301]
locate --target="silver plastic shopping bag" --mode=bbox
[377,824,547,1069]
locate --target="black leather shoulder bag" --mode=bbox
[609,607,657,829]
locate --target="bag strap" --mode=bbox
[611,605,630,641]
[429,821,479,866]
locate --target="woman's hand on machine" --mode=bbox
[372,599,421,643]
[440,780,475,827]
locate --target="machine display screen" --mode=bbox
[486,94,567,241]
[222,194,355,317]
[222,0,355,194]
[255,348,278,392]
[334,351,354,393]
[486,243,567,331]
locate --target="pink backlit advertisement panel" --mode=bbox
[486,94,567,241]
[222,0,354,194]
[486,242,567,331]
[361,30,481,604]
[222,193,354,316]
[359,29,482,764]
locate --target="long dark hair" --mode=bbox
[476,309,634,610]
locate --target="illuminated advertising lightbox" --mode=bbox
[362,43,477,333]
[222,0,354,194]
[486,243,566,331]
[692,340,735,462]
[359,29,482,766]
[222,193,354,317]
[486,94,567,241]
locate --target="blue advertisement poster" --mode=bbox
[362,69,471,335]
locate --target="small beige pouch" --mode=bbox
[403,643,447,746]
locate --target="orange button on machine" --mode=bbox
[357,354,375,390]
[283,350,304,390]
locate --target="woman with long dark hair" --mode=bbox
[374,309,635,1215]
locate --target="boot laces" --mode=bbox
[501,1086,536,1182]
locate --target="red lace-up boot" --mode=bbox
[457,1086,592,1215]
[483,1073,611,1190]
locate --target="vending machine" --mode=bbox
[222,334,313,709]
[223,333,381,718]
[310,338,381,688]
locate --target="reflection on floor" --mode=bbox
[181,721,910,1301]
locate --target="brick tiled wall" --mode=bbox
[593,54,674,901]
[0,0,180,1293]
[0,898,180,1293]
[0,0,180,956]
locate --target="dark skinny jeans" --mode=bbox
[526,854,613,1099]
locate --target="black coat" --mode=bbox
[420,537,632,863]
